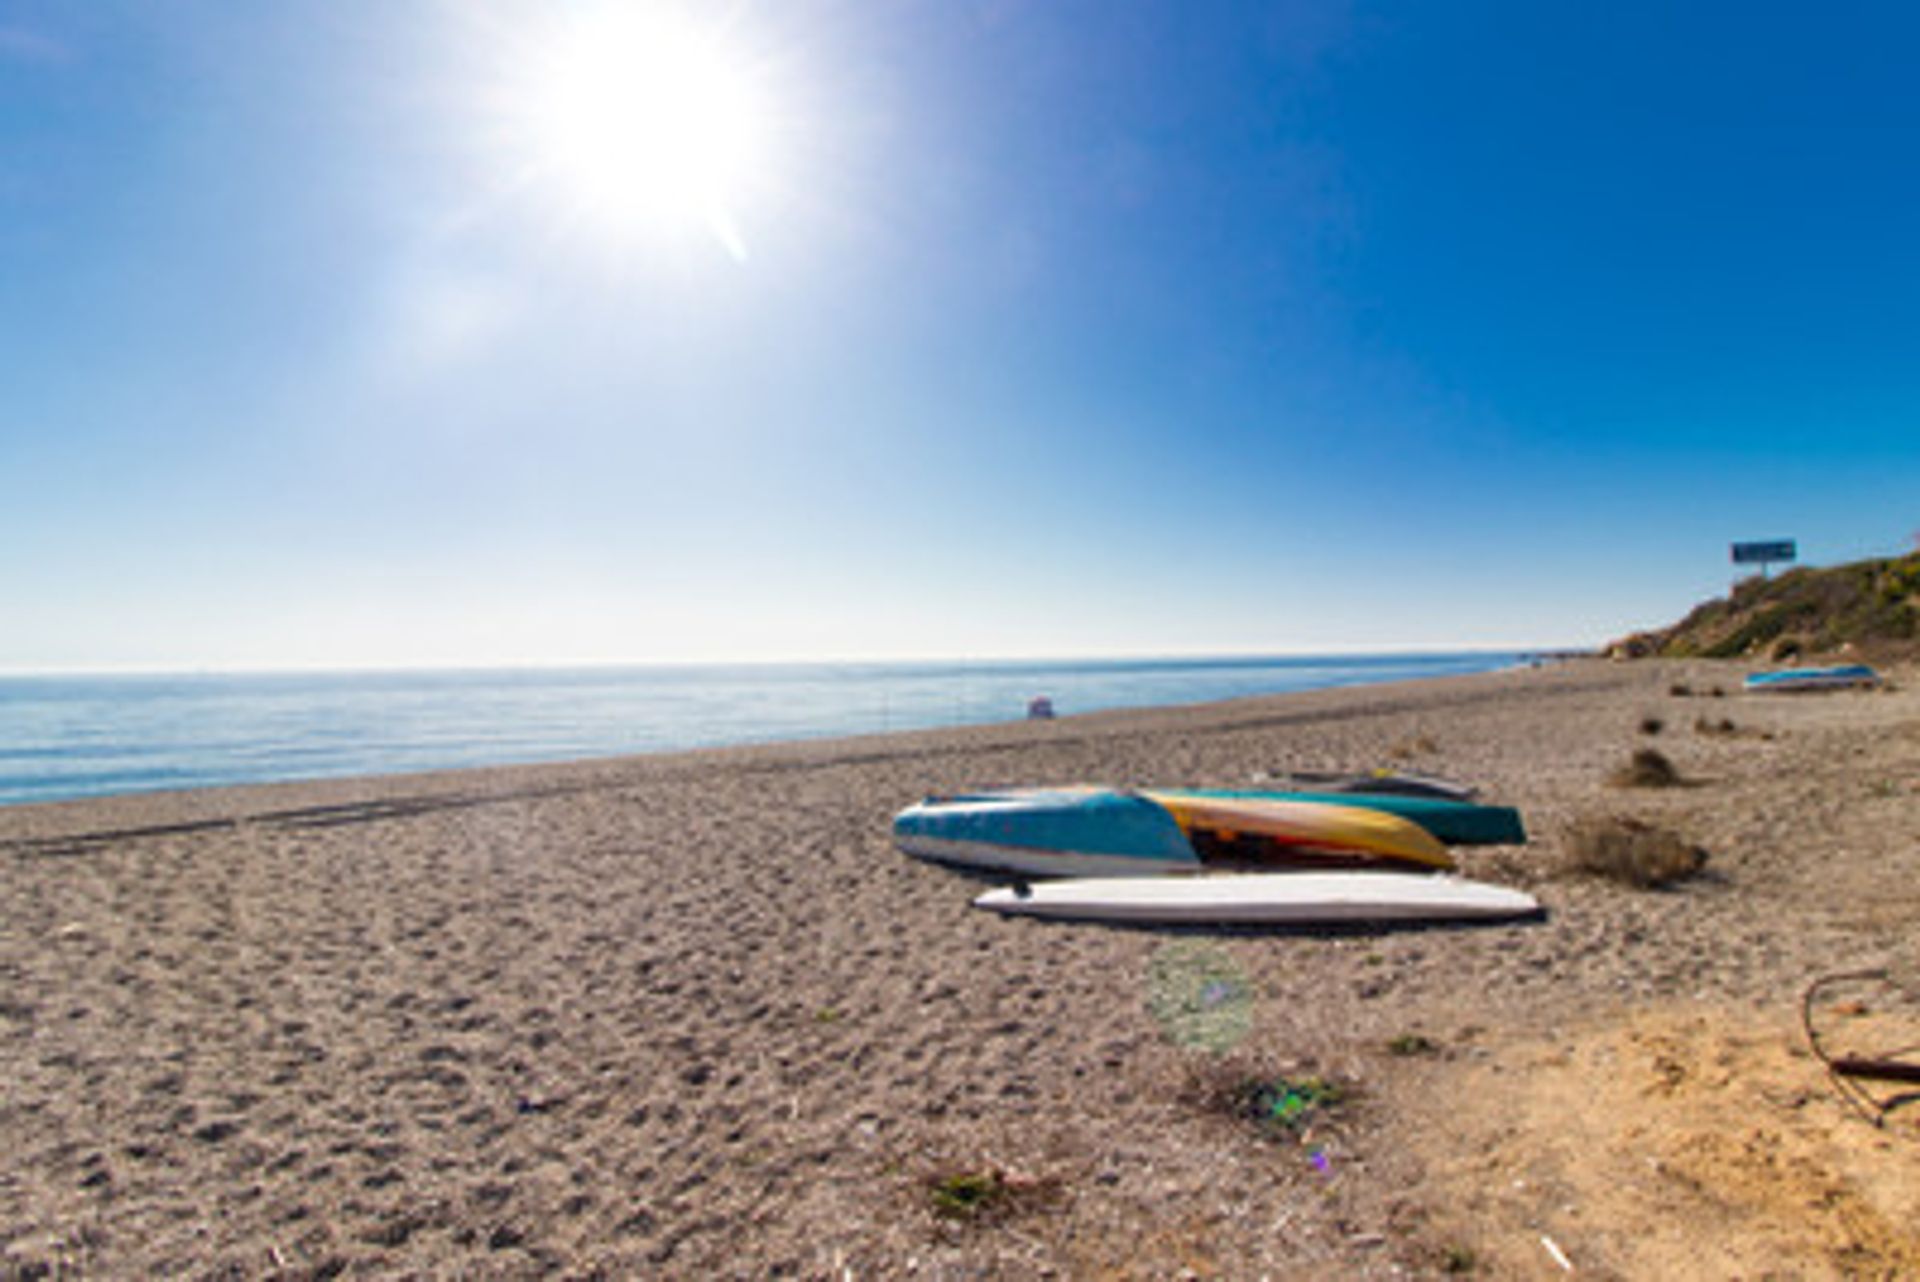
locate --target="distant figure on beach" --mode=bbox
[1027,695,1055,720]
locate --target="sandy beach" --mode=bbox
[3,658,1918,1279]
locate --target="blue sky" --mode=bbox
[3,1,1915,670]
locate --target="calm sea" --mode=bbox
[0,652,1527,807]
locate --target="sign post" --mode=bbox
[1731,539,1797,580]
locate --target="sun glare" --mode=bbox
[502,5,774,260]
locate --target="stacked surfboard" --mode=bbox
[892,783,1540,926]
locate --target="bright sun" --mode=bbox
[502,5,773,260]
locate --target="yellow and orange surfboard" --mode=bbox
[1143,791,1455,871]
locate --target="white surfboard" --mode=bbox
[973,871,1540,925]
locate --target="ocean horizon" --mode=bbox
[0,651,1536,807]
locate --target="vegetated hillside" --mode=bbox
[1609,550,1920,661]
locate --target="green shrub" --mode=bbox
[925,1167,1061,1223]
[929,1171,1002,1219]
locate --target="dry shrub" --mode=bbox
[1639,715,1665,735]
[1387,734,1440,760]
[1563,816,1707,888]
[1694,716,1738,737]
[1611,747,1682,787]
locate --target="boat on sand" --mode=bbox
[1742,664,1880,692]
[892,786,1458,878]
[1273,769,1478,801]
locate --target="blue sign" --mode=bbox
[1731,539,1796,565]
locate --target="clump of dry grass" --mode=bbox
[1669,681,1729,697]
[1562,816,1707,888]
[924,1165,1062,1224]
[1610,747,1682,787]
[1694,716,1738,737]
[1639,715,1665,735]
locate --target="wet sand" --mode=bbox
[3,658,1917,1278]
